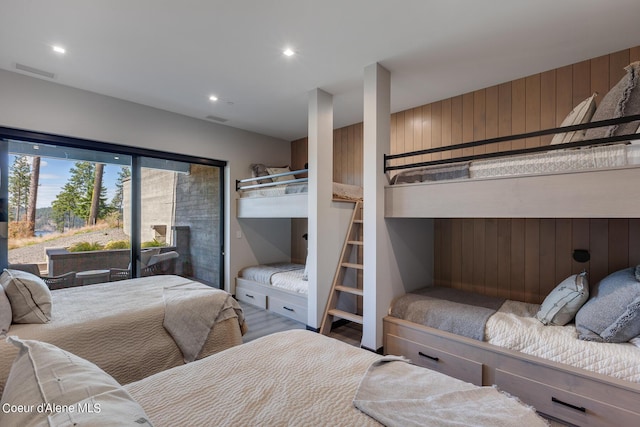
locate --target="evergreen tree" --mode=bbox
[8,156,31,221]
[110,166,131,213]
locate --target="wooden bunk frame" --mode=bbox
[382,115,640,426]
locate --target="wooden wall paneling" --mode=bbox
[451,219,463,289]
[355,123,363,186]
[511,78,526,150]
[555,65,573,126]
[396,111,406,165]
[589,219,609,286]
[554,218,573,284]
[412,107,423,165]
[609,49,630,87]
[525,75,541,148]
[539,219,557,298]
[485,86,498,153]
[524,219,541,301]
[462,93,474,157]
[484,218,498,296]
[498,82,512,152]
[333,129,341,182]
[631,46,640,62]
[404,108,415,166]
[441,99,452,159]
[571,218,590,276]
[440,219,453,289]
[629,219,640,266]
[460,219,475,292]
[510,219,526,301]
[450,96,463,158]
[431,101,443,162]
[472,218,486,294]
[473,90,486,155]
[590,54,610,103]
[341,127,349,183]
[390,113,398,171]
[496,219,512,300]
[572,60,591,106]
[608,219,629,275]
[421,104,433,162]
[539,70,556,146]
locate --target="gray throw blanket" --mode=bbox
[390,287,505,340]
[354,357,548,427]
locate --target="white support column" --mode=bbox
[308,88,334,329]
[362,63,395,351]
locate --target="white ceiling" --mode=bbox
[1,1,640,142]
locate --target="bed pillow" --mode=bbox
[575,266,640,342]
[550,93,597,145]
[0,337,152,426]
[0,285,12,334]
[0,269,52,324]
[267,166,292,183]
[250,163,272,184]
[585,61,640,142]
[535,272,588,326]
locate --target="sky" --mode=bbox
[9,155,122,209]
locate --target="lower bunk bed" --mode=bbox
[383,269,640,427]
[235,262,308,324]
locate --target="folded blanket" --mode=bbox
[354,357,548,427]
[163,282,246,362]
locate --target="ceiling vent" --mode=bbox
[15,63,55,79]
[205,114,228,123]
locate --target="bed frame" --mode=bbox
[235,276,307,324]
[236,168,309,218]
[384,316,640,426]
[384,115,640,219]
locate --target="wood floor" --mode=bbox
[239,300,362,347]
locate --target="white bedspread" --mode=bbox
[486,300,640,383]
[271,269,308,294]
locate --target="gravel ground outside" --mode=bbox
[8,227,129,264]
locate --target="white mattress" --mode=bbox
[486,300,640,383]
[271,269,308,294]
[238,183,307,198]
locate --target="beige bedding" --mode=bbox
[126,330,545,427]
[0,275,245,394]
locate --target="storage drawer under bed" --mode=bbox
[236,287,267,309]
[268,296,307,324]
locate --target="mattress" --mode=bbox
[239,262,308,294]
[390,289,640,383]
[239,181,362,201]
[0,275,245,394]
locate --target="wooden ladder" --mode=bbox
[320,200,363,335]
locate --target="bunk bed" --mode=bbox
[236,164,362,218]
[382,64,640,426]
[235,262,308,323]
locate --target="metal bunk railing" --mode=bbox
[236,168,309,191]
[384,114,640,173]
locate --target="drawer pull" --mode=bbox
[245,293,254,298]
[551,397,586,413]
[283,306,294,312]
[418,351,439,362]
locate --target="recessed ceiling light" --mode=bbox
[283,48,295,57]
[52,45,66,54]
[209,95,218,102]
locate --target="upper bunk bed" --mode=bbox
[236,163,362,218]
[385,62,640,219]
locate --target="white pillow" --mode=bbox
[0,285,12,334]
[550,93,597,145]
[1,337,153,426]
[1,269,52,324]
[536,272,589,326]
[267,166,292,183]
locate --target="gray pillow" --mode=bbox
[536,272,589,326]
[585,61,640,141]
[575,266,640,342]
[0,285,11,334]
[1,269,52,324]
[250,163,273,184]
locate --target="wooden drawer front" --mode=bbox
[495,369,639,427]
[236,288,267,309]
[268,297,307,324]
[386,334,483,386]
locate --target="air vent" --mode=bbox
[15,63,55,79]
[205,114,228,123]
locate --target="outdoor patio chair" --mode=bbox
[109,250,180,280]
[7,263,77,290]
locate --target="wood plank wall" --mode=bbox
[291,46,640,299]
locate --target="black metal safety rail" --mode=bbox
[384,114,640,173]
[236,168,309,191]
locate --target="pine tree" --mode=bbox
[8,155,31,222]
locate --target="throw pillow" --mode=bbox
[0,285,12,334]
[1,337,152,426]
[575,266,640,342]
[550,93,597,145]
[0,269,52,324]
[536,272,588,326]
[267,166,292,183]
[250,163,272,184]
[585,61,640,141]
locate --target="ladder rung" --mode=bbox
[353,219,363,223]
[341,262,363,270]
[335,285,364,296]
[348,240,363,245]
[328,309,363,324]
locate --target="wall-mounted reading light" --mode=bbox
[572,249,590,263]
